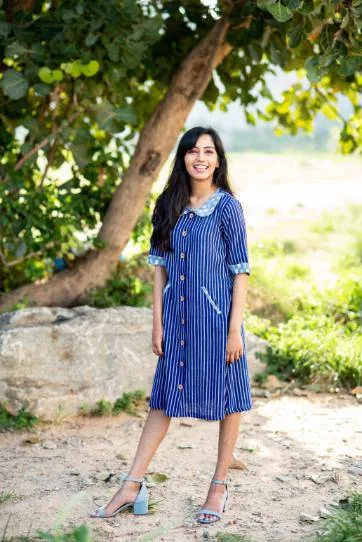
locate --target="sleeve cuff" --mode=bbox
[147,254,166,267]
[228,262,250,275]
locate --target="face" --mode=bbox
[184,133,219,185]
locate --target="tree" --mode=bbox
[0,0,361,311]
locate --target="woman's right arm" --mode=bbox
[151,265,168,356]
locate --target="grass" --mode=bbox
[0,490,17,504]
[308,492,362,542]
[0,390,146,432]
[1,524,92,541]
[78,389,146,417]
[246,203,362,390]
[0,404,39,431]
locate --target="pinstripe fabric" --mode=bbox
[147,187,253,420]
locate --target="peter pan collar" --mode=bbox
[182,187,226,217]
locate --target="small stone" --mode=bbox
[251,388,271,398]
[264,374,284,391]
[293,388,309,397]
[229,458,247,470]
[22,435,41,445]
[80,478,93,485]
[351,386,362,395]
[69,470,80,476]
[95,470,112,481]
[115,453,127,460]
[348,466,362,476]
[300,513,320,522]
[276,475,292,482]
[319,506,332,518]
[41,440,57,449]
[308,473,337,485]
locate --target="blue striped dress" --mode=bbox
[147,187,253,420]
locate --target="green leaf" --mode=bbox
[0,20,10,37]
[114,106,137,124]
[34,83,51,96]
[284,0,302,8]
[298,0,314,14]
[85,32,99,47]
[80,60,100,77]
[5,41,28,59]
[38,67,63,83]
[286,24,304,48]
[1,69,29,100]
[267,1,293,22]
[30,43,45,62]
[52,69,63,82]
[338,56,360,77]
[305,56,323,83]
[38,67,53,84]
[245,110,256,125]
[71,143,91,168]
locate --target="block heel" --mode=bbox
[90,475,149,518]
[133,497,149,515]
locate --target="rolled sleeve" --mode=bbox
[222,198,251,276]
[147,242,166,267]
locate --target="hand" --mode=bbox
[152,324,164,356]
[226,329,243,365]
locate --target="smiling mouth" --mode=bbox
[193,166,209,171]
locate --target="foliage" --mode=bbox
[310,492,362,542]
[79,389,146,416]
[0,402,39,431]
[86,259,153,308]
[248,241,362,388]
[0,0,361,293]
[35,524,91,541]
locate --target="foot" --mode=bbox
[197,482,227,523]
[90,479,142,518]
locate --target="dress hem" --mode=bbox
[148,403,253,421]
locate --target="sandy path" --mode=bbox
[1,392,361,542]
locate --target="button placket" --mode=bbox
[178,212,192,392]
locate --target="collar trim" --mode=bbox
[182,187,226,217]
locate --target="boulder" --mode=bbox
[0,306,268,421]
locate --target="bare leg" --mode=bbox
[91,408,171,516]
[197,412,242,521]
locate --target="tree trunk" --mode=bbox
[0,17,233,312]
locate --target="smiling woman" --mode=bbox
[91,126,252,525]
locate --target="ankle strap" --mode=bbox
[212,478,228,485]
[123,475,145,483]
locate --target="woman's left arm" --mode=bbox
[226,274,249,364]
[221,197,251,364]
[229,273,249,332]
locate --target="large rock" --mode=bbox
[0,306,267,421]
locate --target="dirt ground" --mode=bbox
[1,391,361,542]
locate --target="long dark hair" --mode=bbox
[150,126,235,253]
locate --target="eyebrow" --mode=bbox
[190,146,216,149]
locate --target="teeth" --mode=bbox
[194,166,208,170]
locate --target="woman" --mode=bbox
[90,126,253,524]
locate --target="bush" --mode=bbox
[310,492,362,542]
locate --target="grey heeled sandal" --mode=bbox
[196,478,229,524]
[90,475,149,518]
